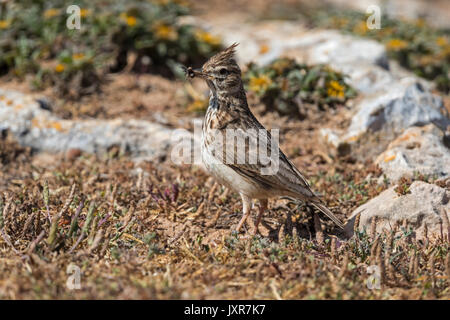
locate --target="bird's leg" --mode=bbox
[236,194,252,232]
[252,199,268,236]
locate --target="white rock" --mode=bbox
[195,19,389,73]
[0,88,186,162]
[375,125,450,182]
[346,181,449,238]
[344,82,448,141]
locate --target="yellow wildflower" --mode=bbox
[386,39,408,51]
[249,74,272,93]
[436,36,448,46]
[195,30,221,46]
[126,16,137,26]
[72,53,85,60]
[155,24,178,41]
[187,98,208,113]
[80,8,90,18]
[55,64,65,73]
[353,21,368,35]
[120,13,137,27]
[0,20,11,29]
[44,8,60,19]
[327,80,345,99]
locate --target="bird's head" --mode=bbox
[185,43,243,96]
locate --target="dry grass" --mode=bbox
[0,134,448,300]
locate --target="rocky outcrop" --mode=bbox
[346,181,449,238]
[344,82,448,142]
[375,125,450,182]
[0,88,179,162]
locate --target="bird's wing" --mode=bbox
[213,120,316,200]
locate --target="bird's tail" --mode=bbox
[311,202,345,229]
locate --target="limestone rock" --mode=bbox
[0,88,180,162]
[345,82,448,141]
[346,181,449,239]
[375,125,450,182]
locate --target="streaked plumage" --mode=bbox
[187,43,344,234]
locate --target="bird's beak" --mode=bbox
[186,67,210,80]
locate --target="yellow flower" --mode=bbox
[126,16,137,26]
[436,36,448,47]
[195,30,221,46]
[353,21,368,35]
[249,74,272,93]
[72,53,85,60]
[0,20,11,29]
[155,24,178,41]
[55,64,65,73]
[187,98,208,113]
[120,13,137,27]
[80,8,90,18]
[327,80,345,99]
[386,38,408,51]
[44,8,60,19]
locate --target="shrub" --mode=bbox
[0,0,222,97]
[243,58,356,118]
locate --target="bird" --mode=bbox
[185,43,344,235]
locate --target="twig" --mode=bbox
[440,208,449,242]
[26,230,45,254]
[269,280,282,300]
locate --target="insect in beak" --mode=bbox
[182,66,208,79]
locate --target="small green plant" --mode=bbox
[0,0,222,98]
[243,58,356,118]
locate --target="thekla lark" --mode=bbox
[186,43,344,235]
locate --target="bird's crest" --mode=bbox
[203,43,239,69]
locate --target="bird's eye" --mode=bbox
[219,68,228,76]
